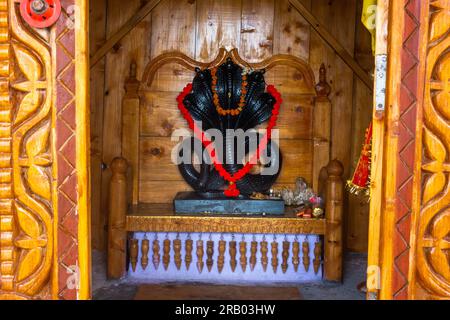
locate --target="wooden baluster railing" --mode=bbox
[153,235,160,270]
[129,238,139,272]
[197,237,204,273]
[324,159,344,281]
[240,236,247,272]
[207,237,214,272]
[271,238,279,273]
[303,238,310,272]
[108,157,128,279]
[292,238,300,272]
[218,237,226,273]
[141,236,149,271]
[163,237,171,270]
[174,235,182,271]
[314,237,322,275]
[185,236,193,271]
[229,236,237,272]
[261,236,268,272]
[250,238,258,271]
[282,240,290,274]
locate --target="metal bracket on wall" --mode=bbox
[374,54,387,119]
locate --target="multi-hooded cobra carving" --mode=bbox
[177,58,282,196]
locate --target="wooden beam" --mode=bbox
[90,0,162,68]
[289,0,373,90]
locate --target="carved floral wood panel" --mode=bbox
[0,0,54,300]
[0,0,88,300]
[413,0,450,299]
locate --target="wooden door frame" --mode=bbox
[0,0,90,300]
[368,0,450,300]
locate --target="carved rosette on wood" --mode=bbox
[413,1,450,299]
[0,0,55,300]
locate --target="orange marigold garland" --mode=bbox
[177,82,283,198]
[211,67,248,116]
[347,122,372,197]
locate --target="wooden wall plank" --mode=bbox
[273,0,311,60]
[309,0,357,179]
[90,0,108,250]
[150,0,197,58]
[138,137,313,203]
[140,91,314,139]
[347,0,374,253]
[328,0,357,179]
[139,137,313,184]
[101,0,152,249]
[240,0,275,62]
[195,0,243,62]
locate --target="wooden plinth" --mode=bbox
[126,203,325,235]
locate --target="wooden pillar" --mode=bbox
[122,62,140,205]
[324,159,344,282]
[313,64,331,193]
[107,157,128,279]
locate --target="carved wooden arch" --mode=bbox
[140,48,317,95]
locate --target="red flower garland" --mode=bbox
[177,83,283,197]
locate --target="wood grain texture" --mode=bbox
[141,238,150,270]
[153,237,161,270]
[273,0,310,61]
[302,239,310,272]
[122,62,140,205]
[206,240,214,272]
[292,240,300,272]
[140,91,314,139]
[174,238,182,270]
[150,0,196,59]
[324,160,344,281]
[282,241,290,273]
[163,238,171,270]
[367,0,388,300]
[313,240,322,275]
[76,0,91,299]
[347,0,373,253]
[229,239,237,272]
[378,0,403,300]
[218,239,226,273]
[260,238,268,272]
[240,0,275,62]
[195,0,242,62]
[90,0,108,250]
[127,204,326,234]
[130,238,139,272]
[139,137,313,182]
[196,239,204,273]
[101,0,151,257]
[90,0,162,67]
[240,239,247,272]
[107,158,128,279]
